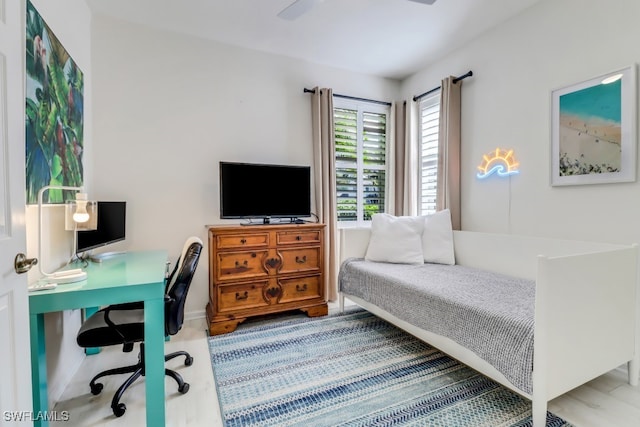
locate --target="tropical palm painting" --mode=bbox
[25,0,84,204]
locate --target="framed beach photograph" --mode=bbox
[550,65,636,186]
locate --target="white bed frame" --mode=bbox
[339,228,640,427]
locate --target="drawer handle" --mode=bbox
[296,283,308,292]
[266,287,281,298]
[235,291,249,300]
[266,258,281,269]
[295,255,307,264]
[240,238,247,244]
[296,235,302,241]
[235,260,249,268]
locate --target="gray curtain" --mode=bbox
[311,87,338,301]
[392,101,418,216]
[436,77,462,230]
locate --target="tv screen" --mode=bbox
[220,162,311,220]
[77,201,126,253]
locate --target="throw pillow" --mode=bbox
[365,213,424,264]
[422,209,455,265]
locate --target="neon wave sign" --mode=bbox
[477,148,520,179]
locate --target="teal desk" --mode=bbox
[29,251,168,427]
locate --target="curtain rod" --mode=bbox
[412,70,473,102]
[303,88,392,106]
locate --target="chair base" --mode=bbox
[89,343,192,417]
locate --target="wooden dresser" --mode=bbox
[206,223,328,335]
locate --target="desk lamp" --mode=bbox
[38,185,97,283]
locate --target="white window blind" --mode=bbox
[419,92,440,216]
[334,100,388,224]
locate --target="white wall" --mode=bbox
[402,0,640,245]
[90,15,399,317]
[25,0,93,406]
[41,0,640,406]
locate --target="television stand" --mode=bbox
[87,251,126,263]
[240,217,306,226]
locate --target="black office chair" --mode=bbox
[76,237,203,417]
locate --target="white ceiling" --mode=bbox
[85,0,542,80]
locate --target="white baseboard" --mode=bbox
[185,309,206,321]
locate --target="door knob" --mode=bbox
[14,253,38,274]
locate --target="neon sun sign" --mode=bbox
[477,148,520,179]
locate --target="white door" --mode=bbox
[0,0,33,425]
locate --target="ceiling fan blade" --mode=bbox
[407,0,438,4]
[277,0,319,21]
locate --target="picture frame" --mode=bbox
[550,65,636,186]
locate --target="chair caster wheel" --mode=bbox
[90,383,103,395]
[185,356,194,366]
[178,382,190,394]
[112,403,126,417]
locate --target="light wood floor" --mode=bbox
[51,311,640,427]
[51,316,223,426]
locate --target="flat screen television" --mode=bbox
[77,201,126,253]
[220,161,311,223]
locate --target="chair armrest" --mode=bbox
[107,301,145,311]
[108,298,173,311]
[101,304,141,347]
[102,297,172,348]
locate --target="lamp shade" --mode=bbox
[65,193,98,231]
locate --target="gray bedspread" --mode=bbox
[339,258,535,394]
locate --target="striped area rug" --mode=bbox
[208,309,573,427]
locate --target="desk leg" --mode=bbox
[144,298,165,426]
[30,313,48,427]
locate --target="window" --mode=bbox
[418,92,440,216]
[334,100,389,224]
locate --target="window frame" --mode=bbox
[333,98,390,227]
[417,91,441,216]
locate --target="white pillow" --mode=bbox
[365,213,424,265]
[422,209,455,265]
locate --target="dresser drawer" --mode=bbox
[217,282,269,312]
[216,232,269,249]
[216,250,268,281]
[279,247,321,275]
[276,230,322,245]
[279,275,321,303]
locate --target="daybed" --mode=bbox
[339,226,639,427]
